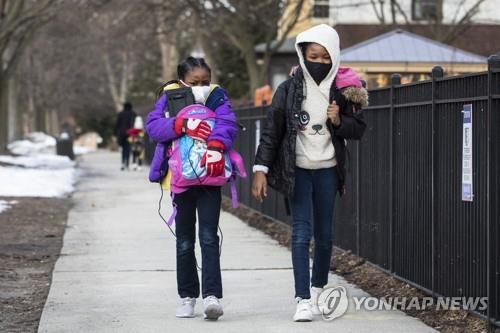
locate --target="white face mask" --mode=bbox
[191,85,211,104]
[180,80,211,104]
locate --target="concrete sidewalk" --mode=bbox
[38,151,437,332]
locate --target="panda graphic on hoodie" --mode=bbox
[294,24,341,170]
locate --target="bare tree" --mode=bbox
[13,0,162,144]
[440,0,487,43]
[368,0,487,43]
[0,0,58,150]
[0,0,57,77]
[16,0,115,135]
[145,0,187,81]
[370,0,386,24]
[187,0,306,94]
[88,2,155,112]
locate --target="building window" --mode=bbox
[366,73,431,88]
[313,0,330,18]
[412,0,439,21]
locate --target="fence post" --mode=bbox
[431,66,443,298]
[487,54,500,330]
[389,73,401,272]
[354,80,367,255]
[355,139,360,255]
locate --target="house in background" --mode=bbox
[257,27,489,89]
[281,0,500,31]
[260,0,499,89]
[278,0,334,39]
[339,29,486,87]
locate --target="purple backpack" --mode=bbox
[165,104,246,225]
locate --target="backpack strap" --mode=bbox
[230,177,239,209]
[205,86,226,111]
[165,192,177,226]
[156,80,180,99]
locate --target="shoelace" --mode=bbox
[297,299,311,306]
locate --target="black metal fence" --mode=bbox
[225,55,500,327]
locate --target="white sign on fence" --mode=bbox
[462,104,473,202]
[255,120,261,154]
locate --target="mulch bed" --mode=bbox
[0,197,72,333]
[222,198,499,333]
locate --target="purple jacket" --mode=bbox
[146,87,237,182]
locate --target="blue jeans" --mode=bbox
[173,186,222,299]
[121,140,131,167]
[291,167,338,299]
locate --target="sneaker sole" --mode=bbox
[294,317,313,322]
[204,305,223,320]
[293,311,313,322]
[176,314,195,318]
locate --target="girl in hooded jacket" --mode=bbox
[146,57,237,321]
[252,24,368,322]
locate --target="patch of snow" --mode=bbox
[8,132,56,156]
[73,145,97,155]
[2,132,78,198]
[0,200,10,214]
[9,131,98,157]
[0,166,76,197]
[0,200,17,214]
[0,154,75,169]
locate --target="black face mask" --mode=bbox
[304,60,332,84]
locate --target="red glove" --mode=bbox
[201,140,225,177]
[175,117,211,141]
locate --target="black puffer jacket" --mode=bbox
[114,108,137,145]
[254,68,368,197]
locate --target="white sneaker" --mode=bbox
[176,297,196,318]
[203,295,223,320]
[293,297,313,322]
[311,287,323,315]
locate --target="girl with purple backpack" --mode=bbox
[146,57,237,321]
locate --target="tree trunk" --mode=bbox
[390,0,397,24]
[25,70,36,136]
[35,106,46,133]
[155,7,178,81]
[118,52,133,107]
[103,53,121,112]
[47,108,59,136]
[242,45,266,94]
[157,33,178,81]
[199,37,219,83]
[103,51,132,112]
[0,75,8,152]
[7,76,19,142]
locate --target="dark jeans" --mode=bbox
[291,167,338,299]
[173,186,222,299]
[132,151,143,166]
[121,141,131,167]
